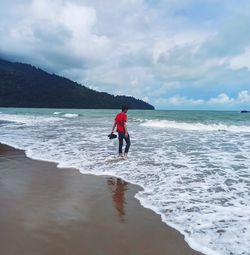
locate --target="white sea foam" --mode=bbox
[0,110,250,255]
[0,113,62,125]
[62,113,79,118]
[141,119,250,133]
[53,111,61,115]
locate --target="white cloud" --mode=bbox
[154,91,250,109]
[1,0,113,68]
[208,93,233,105]
[154,95,204,109]
[169,96,204,105]
[238,90,250,103]
[229,48,250,70]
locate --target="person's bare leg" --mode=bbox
[123,153,128,160]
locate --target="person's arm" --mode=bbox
[111,121,117,133]
[124,122,128,137]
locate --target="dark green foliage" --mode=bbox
[0,59,154,109]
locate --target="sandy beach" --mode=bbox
[0,143,202,255]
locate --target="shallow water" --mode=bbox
[0,108,250,255]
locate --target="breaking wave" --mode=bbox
[141,120,250,133]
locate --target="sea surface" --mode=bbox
[0,108,250,255]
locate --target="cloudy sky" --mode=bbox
[1,0,250,110]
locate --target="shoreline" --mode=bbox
[0,143,203,255]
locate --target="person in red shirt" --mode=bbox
[111,105,131,159]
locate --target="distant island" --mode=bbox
[241,110,250,113]
[0,59,154,110]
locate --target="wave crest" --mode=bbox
[141,120,250,133]
[62,113,79,118]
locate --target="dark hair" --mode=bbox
[122,104,129,112]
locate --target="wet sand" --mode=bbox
[0,143,203,255]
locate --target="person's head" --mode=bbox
[121,104,129,113]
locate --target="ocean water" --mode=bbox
[0,108,250,255]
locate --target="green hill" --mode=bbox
[0,59,154,110]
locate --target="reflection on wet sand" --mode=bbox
[107,177,128,222]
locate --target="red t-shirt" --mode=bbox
[115,112,127,133]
